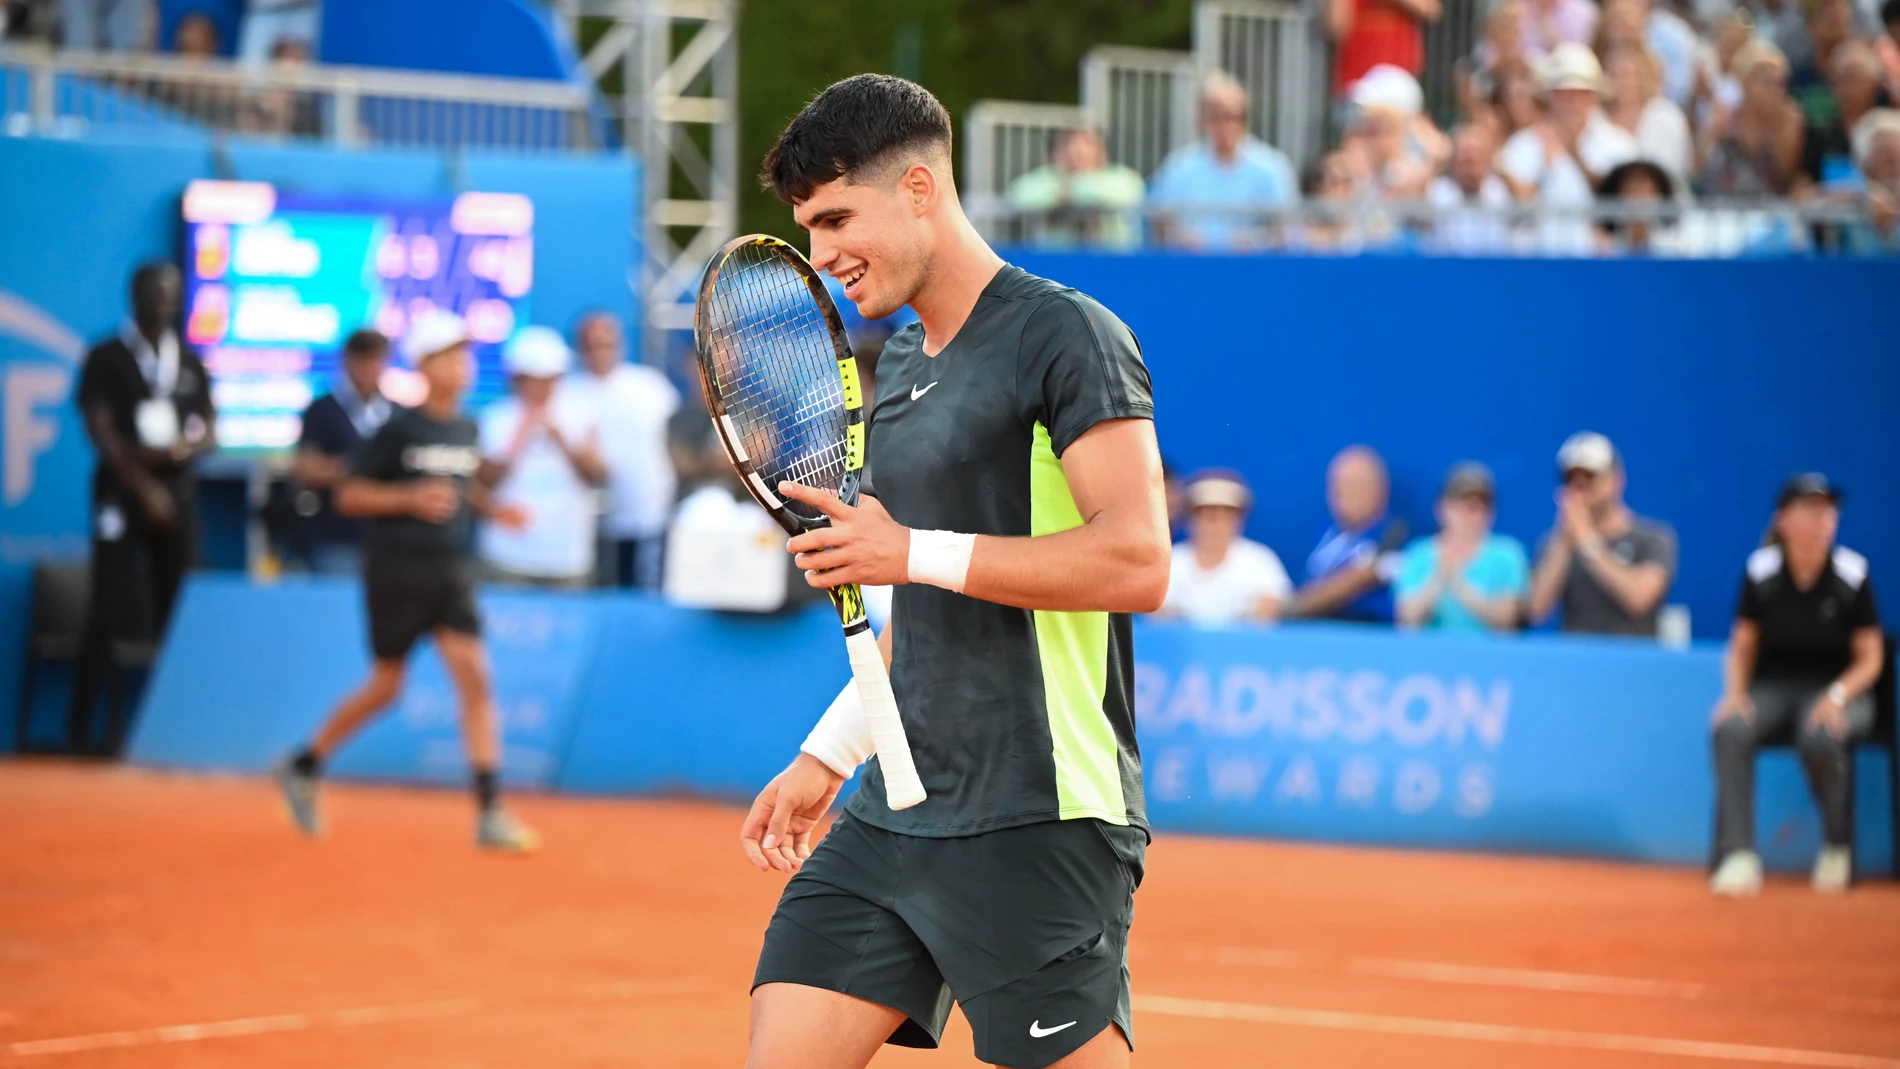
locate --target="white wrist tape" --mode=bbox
[800,680,874,779]
[907,529,975,593]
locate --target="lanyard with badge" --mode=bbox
[126,323,208,453]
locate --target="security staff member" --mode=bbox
[70,261,216,753]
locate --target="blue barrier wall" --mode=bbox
[1008,253,1900,640]
[0,133,638,746]
[127,578,1894,874]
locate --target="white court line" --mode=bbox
[1137,993,1900,1069]
[1345,957,1708,1000]
[1159,942,1899,1018]
[5,1000,476,1058]
[4,979,707,1059]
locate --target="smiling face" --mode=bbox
[795,165,939,322]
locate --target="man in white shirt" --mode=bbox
[1160,470,1293,626]
[1499,44,1638,253]
[1428,124,1518,253]
[1146,73,1300,250]
[478,326,606,588]
[567,312,680,588]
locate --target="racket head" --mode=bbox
[694,235,868,538]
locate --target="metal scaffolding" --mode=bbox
[563,0,738,363]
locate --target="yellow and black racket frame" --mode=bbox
[693,234,873,634]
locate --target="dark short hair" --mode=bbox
[1884,0,1900,23]
[342,328,389,359]
[762,74,953,204]
[129,260,179,300]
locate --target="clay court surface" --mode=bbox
[3,761,1899,1068]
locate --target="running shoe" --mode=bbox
[475,807,541,854]
[274,760,323,837]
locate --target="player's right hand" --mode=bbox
[410,478,460,524]
[740,753,844,875]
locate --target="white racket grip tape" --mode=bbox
[844,629,927,810]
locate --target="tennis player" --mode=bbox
[274,310,540,853]
[742,75,1169,1069]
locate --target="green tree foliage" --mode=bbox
[738,0,1193,240]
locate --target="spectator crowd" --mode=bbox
[1157,432,1688,638]
[1005,0,1900,256]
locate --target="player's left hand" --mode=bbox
[780,481,911,588]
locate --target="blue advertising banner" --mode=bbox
[1133,623,1719,860]
[127,575,602,788]
[127,579,1894,874]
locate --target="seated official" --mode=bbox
[1395,462,1529,634]
[1293,444,1407,624]
[291,329,393,575]
[1709,474,1884,897]
[1159,471,1292,625]
[1527,431,1678,636]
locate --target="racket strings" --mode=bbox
[703,245,850,521]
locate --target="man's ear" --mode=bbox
[900,162,939,217]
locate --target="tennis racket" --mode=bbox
[693,234,927,810]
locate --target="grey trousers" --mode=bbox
[1712,678,1875,856]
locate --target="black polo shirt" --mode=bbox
[74,331,215,505]
[849,264,1154,838]
[298,387,391,547]
[350,405,481,560]
[1738,544,1881,683]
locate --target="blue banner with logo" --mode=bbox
[127,575,604,788]
[126,580,1893,874]
[1133,622,1723,860]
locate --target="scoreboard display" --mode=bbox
[180,180,535,452]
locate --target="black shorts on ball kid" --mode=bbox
[363,550,481,661]
[753,810,1146,1069]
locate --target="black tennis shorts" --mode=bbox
[754,810,1146,1069]
[363,550,481,661]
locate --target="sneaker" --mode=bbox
[274,760,323,837]
[1710,850,1763,897]
[475,807,541,854]
[1812,846,1852,893]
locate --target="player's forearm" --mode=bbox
[961,520,1169,613]
[335,478,416,518]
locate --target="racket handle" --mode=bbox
[843,629,927,810]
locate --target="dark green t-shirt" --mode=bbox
[352,405,481,558]
[847,264,1155,838]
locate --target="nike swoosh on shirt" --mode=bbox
[1029,1020,1077,1038]
[910,382,939,401]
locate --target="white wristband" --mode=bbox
[907,529,975,593]
[800,680,874,779]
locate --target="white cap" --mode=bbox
[1852,108,1900,170]
[503,325,571,378]
[1186,472,1252,511]
[1543,43,1603,93]
[403,307,470,365]
[1558,431,1619,475]
[1350,65,1423,115]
